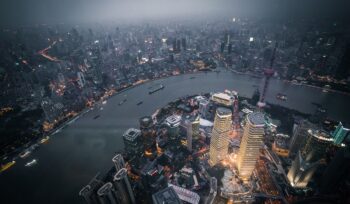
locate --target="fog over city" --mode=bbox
[1,0,350,204]
[0,0,349,26]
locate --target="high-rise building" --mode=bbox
[198,98,209,118]
[288,129,332,188]
[97,182,118,204]
[211,92,234,107]
[209,107,232,166]
[331,122,349,145]
[112,154,125,172]
[237,112,265,181]
[206,177,218,204]
[181,38,187,51]
[79,175,105,204]
[289,120,313,157]
[77,72,86,88]
[165,115,181,140]
[123,128,143,156]
[152,186,181,204]
[301,129,332,163]
[287,151,321,188]
[113,168,136,204]
[139,116,155,151]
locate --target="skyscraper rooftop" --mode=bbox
[248,112,265,126]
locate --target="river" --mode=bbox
[1,70,350,204]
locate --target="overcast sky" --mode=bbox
[0,0,349,26]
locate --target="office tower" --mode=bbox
[176,39,181,52]
[139,116,155,151]
[287,151,321,188]
[79,175,104,204]
[209,107,232,166]
[185,120,193,152]
[172,39,177,52]
[206,177,218,204]
[228,43,232,54]
[301,129,332,162]
[123,128,143,156]
[77,72,86,88]
[199,99,209,118]
[237,112,265,181]
[289,120,313,157]
[112,154,125,172]
[288,129,332,188]
[320,145,350,194]
[220,42,225,53]
[181,38,187,51]
[211,92,234,107]
[79,185,95,204]
[152,186,182,204]
[165,115,181,140]
[97,182,118,204]
[332,122,349,145]
[113,168,136,204]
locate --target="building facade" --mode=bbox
[209,107,232,166]
[237,112,265,181]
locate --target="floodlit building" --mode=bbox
[185,116,200,151]
[289,120,314,157]
[211,92,234,107]
[331,122,349,145]
[288,129,332,188]
[237,112,265,181]
[209,107,232,166]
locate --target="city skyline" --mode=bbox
[1,1,350,204]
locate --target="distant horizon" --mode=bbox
[0,0,349,26]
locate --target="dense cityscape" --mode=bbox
[0,0,350,204]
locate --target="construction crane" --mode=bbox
[257,42,278,108]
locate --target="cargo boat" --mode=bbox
[25,159,37,167]
[0,161,15,173]
[40,136,50,144]
[149,84,165,94]
[276,93,287,101]
[119,99,127,106]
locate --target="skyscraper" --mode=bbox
[289,120,313,157]
[331,122,349,145]
[139,116,155,151]
[97,182,118,204]
[165,115,181,140]
[287,129,332,188]
[237,112,265,181]
[113,168,136,204]
[123,128,143,156]
[209,107,232,166]
[112,154,125,172]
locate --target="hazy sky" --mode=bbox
[0,0,349,26]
